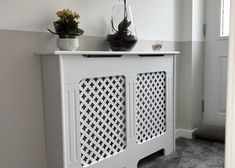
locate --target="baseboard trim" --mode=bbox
[175,128,198,139]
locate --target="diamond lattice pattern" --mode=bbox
[136,72,167,144]
[79,76,126,167]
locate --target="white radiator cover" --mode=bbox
[40,51,178,168]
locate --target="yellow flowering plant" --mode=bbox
[48,9,84,38]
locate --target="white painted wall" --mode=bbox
[225,1,235,167]
[180,0,193,41]
[192,0,205,41]
[0,0,181,41]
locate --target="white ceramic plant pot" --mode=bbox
[57,38,79,51]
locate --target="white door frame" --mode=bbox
[225,0,235,167]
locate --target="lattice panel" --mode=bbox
[79,75,126,167]
[136,72,167,144]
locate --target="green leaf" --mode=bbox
[118,17,131,33]
[51,19,84,37]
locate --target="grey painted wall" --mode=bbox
[0,30,48,168]
[176,41,204,130]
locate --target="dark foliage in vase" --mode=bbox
[48,9,84,38]
[107,0,137,51]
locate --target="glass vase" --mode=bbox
[107,4,137,51]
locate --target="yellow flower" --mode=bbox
[56,11,64,18]
[65,9,70,16]
[56,9,81,20]
[74,12,80,19]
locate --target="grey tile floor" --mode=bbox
[138,138,224,168]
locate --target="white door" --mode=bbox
[204,0,229,126]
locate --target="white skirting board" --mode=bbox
[175,128,198,139]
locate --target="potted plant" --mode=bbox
[48,9,84,51]
[107,0,137,51]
